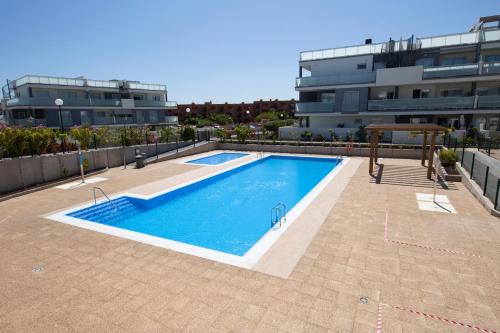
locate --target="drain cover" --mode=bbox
[359,296,368,304]
[32,266,44,273]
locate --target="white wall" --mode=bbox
[308,115,395,128]
[375,66,423,86]
[304,55,373,76]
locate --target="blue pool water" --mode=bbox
[186,152,249,165]
[68,155,341,256]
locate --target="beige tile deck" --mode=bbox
[0,154,499,333]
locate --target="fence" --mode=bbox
[445,136,500,210]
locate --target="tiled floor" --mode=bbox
[0,155,498,332]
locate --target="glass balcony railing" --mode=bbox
[86,80,118,88]
[6,97,122,107]
[478,95,500,109]
[422,63,479,79]
[128,82,166,91]
[296,72,376,87]
[134,100,164,107]
[295,102,335,114]
[482,29,500,42]
[482,62,500,75]
[417,31,478,49]
[165,101,177,108]
[14,75,85,87]
[368,97,475,111]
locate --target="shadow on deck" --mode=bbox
[370,163,458,190]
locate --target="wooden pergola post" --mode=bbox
[427,130,436,179]
[369,130,374,175]
[421,131,427,166]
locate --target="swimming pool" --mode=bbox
[186,152,249,165]
[49,154,344,266]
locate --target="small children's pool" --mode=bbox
[186,152,249,165]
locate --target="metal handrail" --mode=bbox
[92,187,117,210]
[270,203,287,228]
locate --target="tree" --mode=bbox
[235,125,252,143]
[214,128,228,142]
[70,127,93,150]
[180,126,196,142]
[209,113,233,125]
[159,126,176,143]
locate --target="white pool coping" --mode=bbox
[45,153,350,269]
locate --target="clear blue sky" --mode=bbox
[1,0,497,103]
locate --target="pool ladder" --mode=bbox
[93,187,117,210]
[257,151,265,159]
[271,203,286,228]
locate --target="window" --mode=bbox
[377,91,394,100]
[149,110,159,123]
[412,89,431,99]
[484,55,500,62]
[80,111,91,125]
[357,63,367,70]
[320,92,335,103]
[441,89,464,97]
[61,110,73,126]
[133,95,145,101]
[153,95,161,101]
[33,90,50,98]
[476,87,489,96]
[416,58,434,67]
[63,91,78,100]
[341,91,359,112]
[441,57,467,66]
[136,111,144,123]
[89,92,101,100]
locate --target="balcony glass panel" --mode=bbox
[478,95,500,108]
[14,75,85,87]
[300,42,388,61]
[129,83,166,91]
[296,72,376,87]
[422,64,478,78]
[368,97,475,111]
[295,102,335,114]
[483,30,500,42]
[482,62,500,75]
[165,101,178,108]
[86,80,118,88]
[417,31,478,49]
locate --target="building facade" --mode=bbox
[172,99,296,123]
[295,15,500,135]
[1,75,178,129]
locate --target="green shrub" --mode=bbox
[70,127,93,150]
[301,131,312,141]
[235,125,252,143]
[180,126,196,141]
[439,149,458,167]
[214,128,228,142]
[209,113,233,125]
[159,126,177,143]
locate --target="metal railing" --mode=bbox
[482,61,500,75]
[444,137,500,210]
[270,203,286,228]
[93,187,117,209]
[296,72,376,87]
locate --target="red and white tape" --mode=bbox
[384,212,480,257]
[376,304,383,333]
[392,305,497,333]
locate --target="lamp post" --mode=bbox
[55,98,64,131]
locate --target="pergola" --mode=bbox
[365,123,446,179]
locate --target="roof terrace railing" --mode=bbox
[128,82,166,91]
[416,31,478,49]
[422,63,479,79]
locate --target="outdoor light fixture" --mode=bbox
[55,98,64,131]
[186,107,191,113]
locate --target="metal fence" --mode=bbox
[447,139,500,210]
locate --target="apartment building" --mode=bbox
[172,99,296,123]
[294,15,500,136]
[1,75,178,129]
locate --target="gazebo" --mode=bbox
[365,124,446,179]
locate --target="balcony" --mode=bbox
[417,31,478,49]
[5,97,122,107]
[295,102,335,114]
[368,97,475,111]
[296,72,376,87]
[482,62,500,75]
[422,64,479,79]
[478,95,500,109]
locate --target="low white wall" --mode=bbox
[0,141,191,195]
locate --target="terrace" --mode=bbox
[0,143,498,332]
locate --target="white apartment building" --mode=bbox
[291,15,500,139]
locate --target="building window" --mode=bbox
[152,95,161,101]
[416,58,434,67]
[61,110,73,126]
[412,89,431,99]
[341,91,359,112]
[136,111,144,123]
[80,111,91,125]
[133,95,145,101]
[441,57,467,66]
[89,92,101,100]
[357,63,367,70]
[484,55,500,63]
[33,90,50,98]
[320,92,335,103]
[63,91,78,100]
[441,89,464,97]
[149,110,159,123]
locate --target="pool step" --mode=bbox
[69,197,142,223]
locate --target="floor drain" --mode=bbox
[359,297,368,304]
[32,266,44,273]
